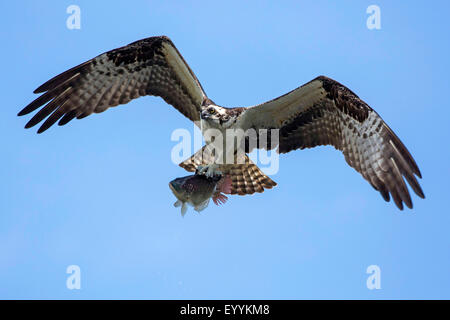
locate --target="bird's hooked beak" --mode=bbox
[200,109,210,120]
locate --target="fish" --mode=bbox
[169,170,232,216]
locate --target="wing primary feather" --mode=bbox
[18,88,62,116]
[33,61,90,93]
[390,157,413,209]
[383,124,422,178]
[25,87,72,129]
[388,139,425,199]
[390,185,404,210]
[58,109,78,126]
[37,100,71,133]
[19,73,81,116]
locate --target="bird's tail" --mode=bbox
[179,146,277,195]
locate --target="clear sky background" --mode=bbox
[1,0,449,299]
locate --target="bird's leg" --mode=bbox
[196,164,221,178]
[195,166,204,175]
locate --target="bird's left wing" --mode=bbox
[19,36,207,133]
[240,76,424,210]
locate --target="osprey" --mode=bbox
[19,36,425,210]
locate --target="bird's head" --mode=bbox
[200,104,240,129]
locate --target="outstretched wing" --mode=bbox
[241,76,424,210]
[19,36,207,133]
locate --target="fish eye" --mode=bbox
[208,108,215,114]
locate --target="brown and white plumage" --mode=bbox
[18,36,206,133]
[19,36,424,210]
[179,146,277,195]
[240,76,424,209]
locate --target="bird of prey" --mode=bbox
[19,36,424,210]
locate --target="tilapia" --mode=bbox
[169,170,232,216]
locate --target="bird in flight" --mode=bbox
[19,36,424,210]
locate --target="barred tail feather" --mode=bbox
[179,146,215,172]
[179,147,277,196]
[223,161,277,195]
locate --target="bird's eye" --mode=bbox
[208,108,215,114]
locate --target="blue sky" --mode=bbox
[1,0,449,299]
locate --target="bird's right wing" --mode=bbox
[19,36,207,133]
[241,76,424,210]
